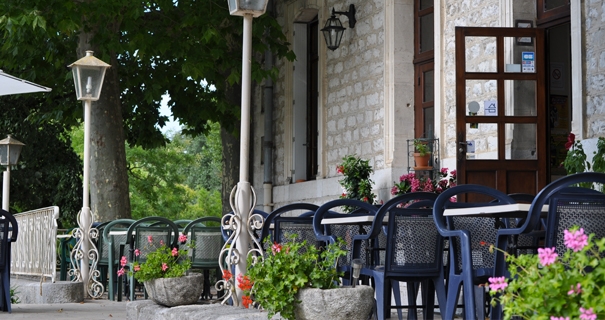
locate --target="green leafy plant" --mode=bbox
[562,133,605,191]
[414,139,431,156]
[10,286,20,304]
[337,155,376,210]
[117,233,193,282]
[487,227,605,319]
[234,236,346,320]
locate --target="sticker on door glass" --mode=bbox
[484,100,497,116]
[522,51,535,73]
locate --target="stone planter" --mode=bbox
[143,273,203,307]
[294,285,374,320]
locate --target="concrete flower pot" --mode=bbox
[143,273,203,307]
[294,285,375,320]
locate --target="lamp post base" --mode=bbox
[69,207,104,298]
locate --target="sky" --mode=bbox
[158,94,182,136]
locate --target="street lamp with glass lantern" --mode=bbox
[222,0,269,307]
[68,50,111,298]
[0,135,25,211]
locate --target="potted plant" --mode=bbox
[336,155,376,212]
[487,227,605,319]
[235,237,374,320]
[413,139,432,169]
[118,233,202,307]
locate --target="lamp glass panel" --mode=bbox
[72,65,106,101]
[0,145,22,166]
[239,0,266,11]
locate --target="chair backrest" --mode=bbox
[183,217,223,269]
[313,199,379,269]
[261,203,319,248]
[433,184,516,275]
[372,193,443,276]
[125,217,180,264]
[0,209,18,270]
[102,219,136,264]
[525,173,605,253]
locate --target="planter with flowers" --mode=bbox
[487,227,605,319]
[237,237,374,320]
[392,167,457,197]
[562,133,605,191]
[413,139,432,169]
[118,233,201,307]
[337,155,376,212]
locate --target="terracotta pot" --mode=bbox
[143,273,203,307]
[413,152,432,170]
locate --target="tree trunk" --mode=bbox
[78,35,131,222]
[221,82,242,216]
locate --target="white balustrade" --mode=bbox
[11,206,59,282]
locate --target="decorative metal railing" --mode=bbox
[11,206,59,282]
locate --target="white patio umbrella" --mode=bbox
[0,69,51,211]
[0,69,51,96]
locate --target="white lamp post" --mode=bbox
[68,50,110,298]
[0,135,25,211]
[221,0,268,307]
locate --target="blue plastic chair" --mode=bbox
[526,173,605,252]
[221,209,268,244]
[312,199,381,285]
[260,203,319,248]
[356,192,446,320]
[433,185,517,320]
[0,209,17,313]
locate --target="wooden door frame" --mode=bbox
[455,26,547,194]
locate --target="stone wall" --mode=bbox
[584,0,605,137]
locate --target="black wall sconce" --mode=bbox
[321,4,356,51]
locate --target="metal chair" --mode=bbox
[433,184,517,320]
[183,217,224,300]
[124,217,180,301]
[102,219,135,301]
[260,203,319,248]
[357,192,446,320]
[0,209,17,313]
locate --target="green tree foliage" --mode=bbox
[0,96,83,227]
[0,1,294,219]
[126,125,222,220]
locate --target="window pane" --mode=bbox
[420,13,434,53]
[504,80,536,116]
[505,123,536,160]
[545,0,568,10]
[465,37,497,72]
[423,107,434,138]
[423,70,434,102]
[420,0,433,10]
[466,79,498,116]
[466,123,498,160]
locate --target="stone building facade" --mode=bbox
[248,0,605,211]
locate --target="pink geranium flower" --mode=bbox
[161,263,169,271]
[117,268,125,277]
[271,242,282,255]
[551,317,570,320]
[147,235,153,243]
[171,247,178,257]
[178,233,187,243]
[567,283,581,296]
[134,248,141,257]
[488,276,508,292]
[538,247,558,266]
[564,228,588,252]
[120,256,128,267]
[133,264,140,272]
[579,307,596,320]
